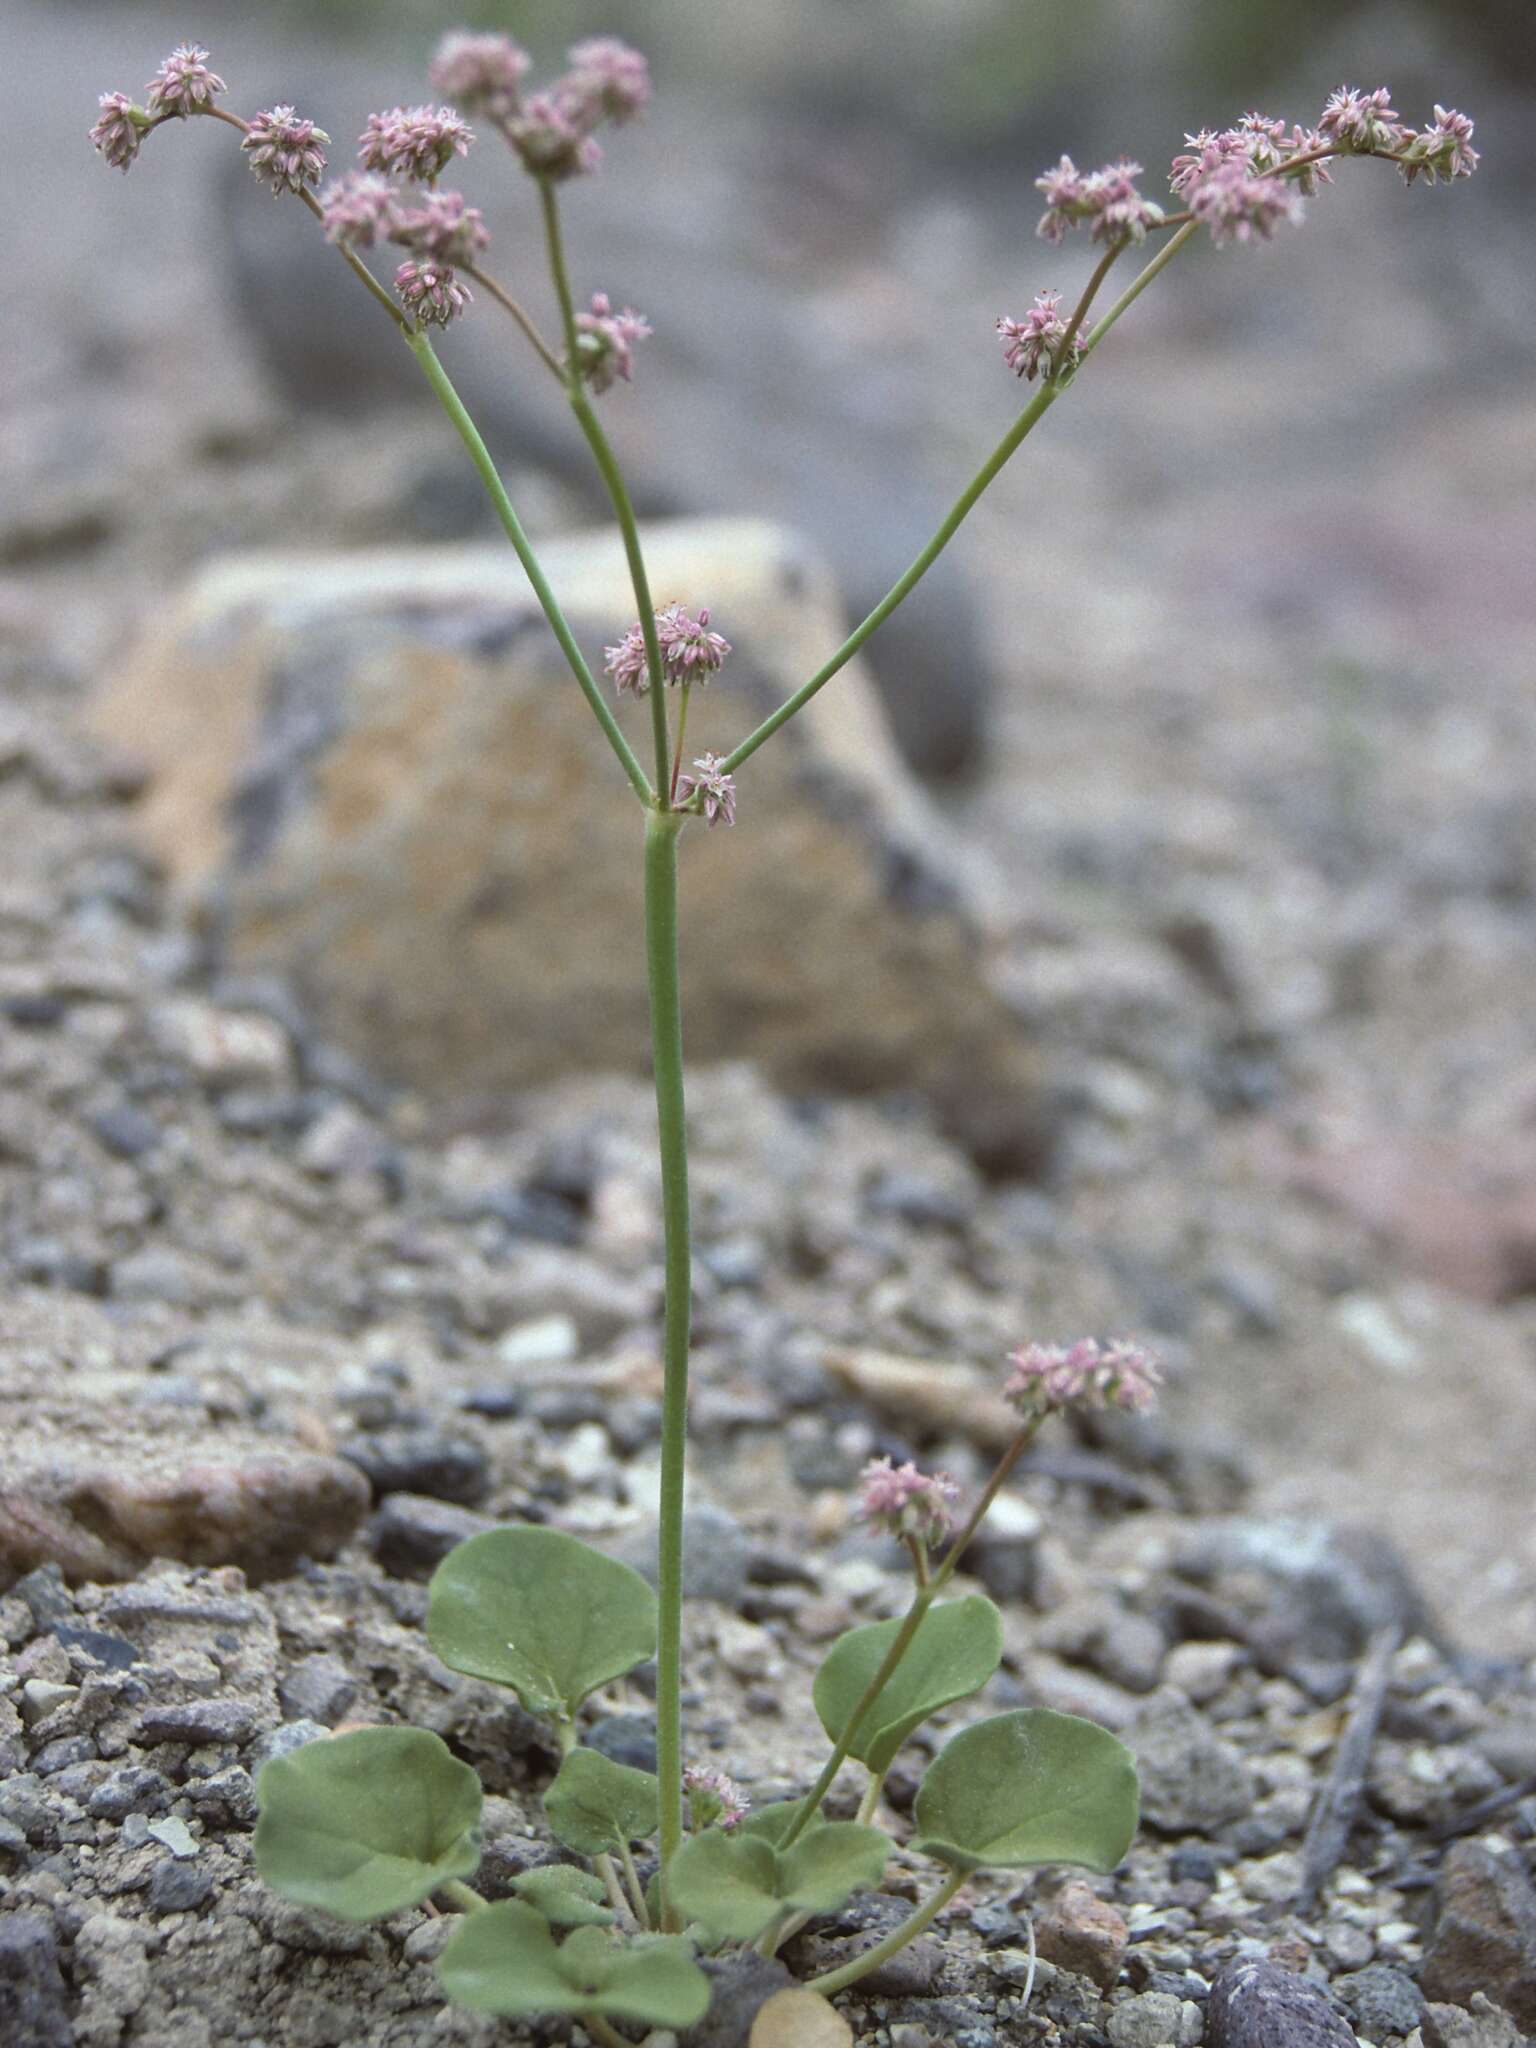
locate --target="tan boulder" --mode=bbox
[94,520,1042,1159]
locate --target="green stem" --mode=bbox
[929,1413,1045,1594]
[644,808,692,1920]
[405,331,652,807]
[594,1853,629,1920]
[854,1772,887,1826]
[438,1880,486,1915]
[540,179,672,796]
[669,683,692,802]
[806,1868,967,1996]
[582,2017,634,2048]
[616,1839,650,1929]
[721,378,1060,775]
[1080,218,1200,359]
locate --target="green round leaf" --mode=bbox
[511,1866,615,1928]
[254,1727,482,1922]
[668,1822,888,1942]
[544,1747,659,1855]
[735,1799,825,1846]
[813,1596,1003,1775]
[439,1902,710,2027]
[911,1708,1139,1874]
[427,1526,657,1720]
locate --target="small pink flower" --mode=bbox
[1005,1338,1162,1416]
[564,37,652,125]
[90,92,146,173]
[657,604,731,683]
[1318,85,1406,154]
[394,259,472,328]
[320,172,400,249]
[997,289,1081,383]
[858,1458,960,1549]
[683,1764,748,1831]
[1398,106,1479,186]
[243,106,330,195]
[358,104,473,182]
[428,32,531,122]
[1189,160,1305,246]
[392,189,489,266]
[604,622,651,697]
[572,292,652,394]
[1281,126,1335,197]
[145,44,226,119]
[1035,154,1163,245]
[507,90,603,180]
[675,753,737,828]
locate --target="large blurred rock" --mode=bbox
[94,521,1045,1164]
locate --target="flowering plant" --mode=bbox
[94,35,1477,2041]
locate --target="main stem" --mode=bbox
[644,808,692,1920]
[806,1868,968,1995]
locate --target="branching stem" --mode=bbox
[805,1868,968,1995]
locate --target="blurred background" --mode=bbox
[4,0,1535,1643]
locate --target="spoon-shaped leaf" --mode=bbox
[254,1727,482,1922]
[511,1865,615,1928]
[735,1799,826,1846]
[438,1902,710,2027]
[544,1747,660,1856]
[813,1595,1003,1775]
[668,1822,888,1942]
[911,1708,1138,1874]
[427,1526,657,1720]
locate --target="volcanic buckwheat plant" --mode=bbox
[93,35,1478,2043]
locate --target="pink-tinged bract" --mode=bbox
[1189,160,1305,247]
[319,172,400,250]
[91,92,145,173]
[565,37,652,125]
[857,1457,960,1549]
[394,260,472,328]
[507,91,603,181]
[145,43,226,119]
[392,189,490,266]
[1318,85,1407,154]
[573,292,652,394]
[675,753,737,828]
[243,106,331,195]
[358,104,474,182]
[998,290,1080,383]
[683,1764,748,1831]
[428,32,531,122]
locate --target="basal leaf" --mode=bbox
[778,1822,889,1912]
[813,1596,1003,1775]
[511,1865,615,1928]
[735,1799,825,1847]
[667,1821,888,1941]
[254,1727,482,1923]
[427,1526,657,1720]
[544,1747,660,1855]
[439,1902,709,2027]
[911,1708,1139,1874]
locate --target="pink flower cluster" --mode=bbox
[1398,106,1480,187]
[683,1764,748,1831]
[243,106,331,196]
[573,292,652,394]
[675,754,737,828]
[424,30,650,182]
[1035,157,1165,246]
[394,260,473,328]
[90,93,146,173]
[1318,85,1406,154]
[1005,1338,1162,1417]
[997,290,1082,384]
[146,43,226,119]
[605,606,732,697]
[858,1457,960,1549]
[358,104,474,182]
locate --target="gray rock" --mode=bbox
[1423,1994,1528,2048]
[97,533,1047,1159]
[249,1719,329,1774]
[368,1493,496,1578]
[89,1101,162,1159]
[88,1766,171,1821]
[1108,1992,1204,2048]
[1207,1961,1355,2048]
[680,1950,795,2048]
[1335,1964,1423,2039]
[584,1715,659,1776]
[0,1912,72,2048]
[33,1735,96,1775]
[278,1653,358,1727]
[337,1426,491,1506]
[1421,1839,1536,2030]
[147,1856,216,1915]
[1126,1690,1255,1835]
[137,1699,259,1747]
